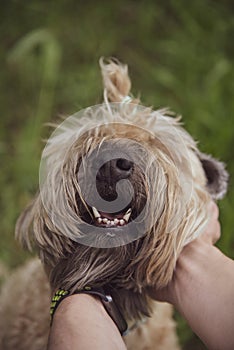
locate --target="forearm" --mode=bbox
[47,294,127,350]
[173,241,234,350]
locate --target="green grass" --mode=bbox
[1,0,234,348]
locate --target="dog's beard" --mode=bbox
[44,126,200,251]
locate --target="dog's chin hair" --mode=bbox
[15,58,228,322]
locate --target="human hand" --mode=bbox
[198,200,220,245]
[148,200,221,303]
[148,201,234,350]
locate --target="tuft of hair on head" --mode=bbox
[99,57,139,104]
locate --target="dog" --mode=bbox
[0,58,228,350]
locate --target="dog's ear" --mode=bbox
[15,195,40,252]
[198,152,229,200]
[15,194,70,264]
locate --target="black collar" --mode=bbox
[50,286,128,335]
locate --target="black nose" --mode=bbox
[116,158,133,173]
[97,158,133,182]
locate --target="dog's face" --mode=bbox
[16,103,228,319]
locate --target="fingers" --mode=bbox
[202,201,221,245]
[208,200,219,221]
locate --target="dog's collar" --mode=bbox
[50,286,128,336]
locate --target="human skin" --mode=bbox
[47,293,127,350]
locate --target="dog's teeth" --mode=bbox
[125,208,132,215]
[123,209,132,222]
[92,206,101,218]
[95,214,129,226]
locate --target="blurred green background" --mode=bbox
[0,0,233,348]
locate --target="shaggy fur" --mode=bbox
[0,58,228,350]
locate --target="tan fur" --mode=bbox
[0,58,228,349]
[0,260,50,350]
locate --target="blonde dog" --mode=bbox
[0,58,228,350]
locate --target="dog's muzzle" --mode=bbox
[77,142,147,233]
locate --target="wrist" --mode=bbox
[48,294,127,350]
[172,240,223,308]
[173,242,234,349]
[55,293,104,315]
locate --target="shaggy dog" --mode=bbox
[0,58,228,350]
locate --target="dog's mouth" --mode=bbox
[79,201,135,229]
[77,153,147,230]
[91,206,132,228]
